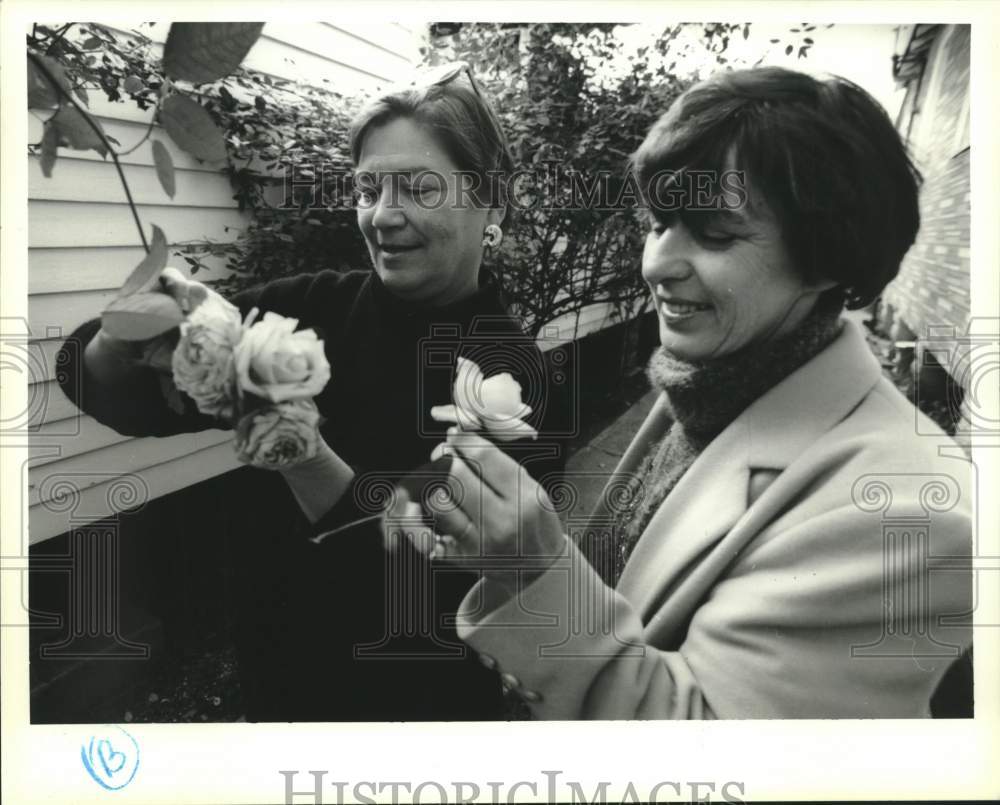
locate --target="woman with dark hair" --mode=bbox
[58,64,565,721]
[390,67,973,718]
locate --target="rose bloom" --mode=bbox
[478,372,527,418]
[171,292,243,419]
[234,310,331,403]
[234,399,321,468]
[430,356,537,441]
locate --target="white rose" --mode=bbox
[234,310,331,403]
[234,399,321,468]
[479,372,527,418]
[171,292,243,418]
[429,355,537,442]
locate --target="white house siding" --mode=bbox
[28,22,424,543]
[538,299,653,351]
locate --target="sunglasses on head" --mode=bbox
[406,61,507,176]
[413,60,485,102]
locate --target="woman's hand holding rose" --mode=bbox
[387,429,566,597]
[170,277,243,418]
[224,308,348,521]
[85,267,226,383]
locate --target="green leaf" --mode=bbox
[101,291,184,341]
[162,22,265,84]
[27,54,72,109]
[39,123,59,177]
[140,335,176,372]
[151,140,177,198]
[123,75,145,94]
[160,94,227,162]
[119,225,169,297]
[50,105,108,157]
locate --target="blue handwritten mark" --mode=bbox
[81,726,139,790]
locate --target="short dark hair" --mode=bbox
[632,67,922,309]
[348,75,514,209]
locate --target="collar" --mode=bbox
[603,319,883,618]
[648,297,844,445]
[740,317,882,470]
[622,318,882,479]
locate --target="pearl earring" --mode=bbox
[482,224,503,248]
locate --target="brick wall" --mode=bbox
[886,149,971,333]
[883,25,971,346]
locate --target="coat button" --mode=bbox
[521,689,543,703]
[478,653,498,670]
[500,672,521,690]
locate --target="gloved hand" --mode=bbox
[85,267,228,376]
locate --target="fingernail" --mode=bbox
[431,443,453,462]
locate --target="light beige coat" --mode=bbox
[457,321,974,718]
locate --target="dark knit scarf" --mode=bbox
[606,300,844,587]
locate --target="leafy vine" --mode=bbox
[28,21,823,339]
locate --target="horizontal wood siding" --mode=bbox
[538,299,653,351]
[28,21,424,543]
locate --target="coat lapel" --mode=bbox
[616,418,751,621]
[574,393,672,581]
[585,392,673,522]
[604,320,883,626]
[616,392,673,478]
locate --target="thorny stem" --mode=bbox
[117,114,158,156]
[28,50,151,253]
[44,23,75,56]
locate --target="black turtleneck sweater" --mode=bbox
[60,269,562,479]
[58,268,569,721]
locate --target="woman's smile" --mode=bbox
[377,241,423,261]
[641,204,831,360]
[356,117,496,305]
[658,296,713,323]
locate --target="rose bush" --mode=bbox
[234,398,321,467]
[233,309,331,404]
